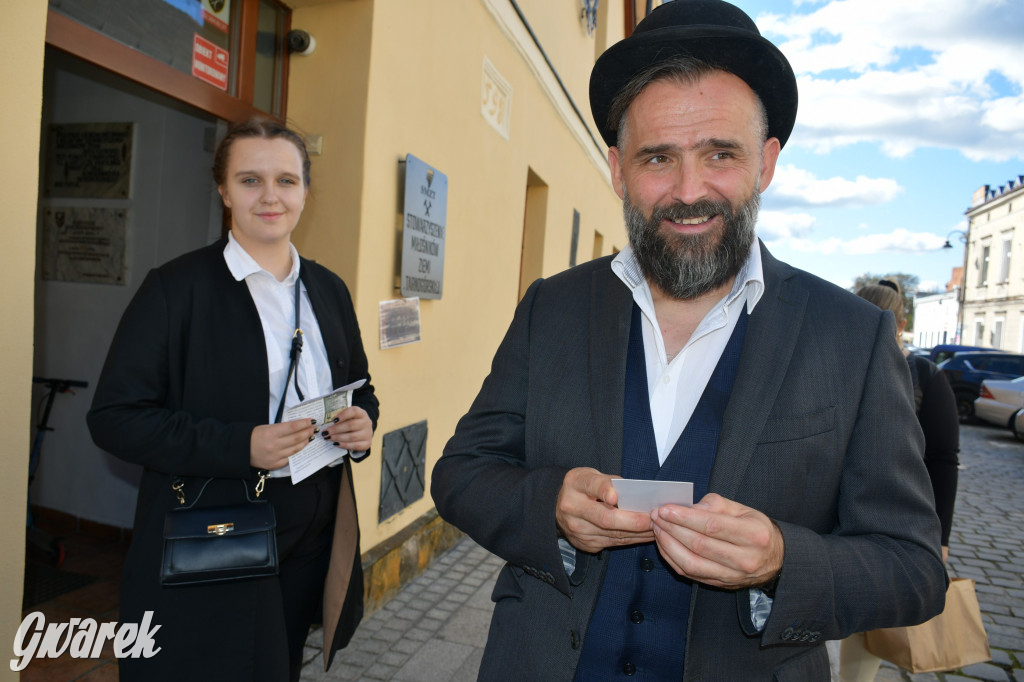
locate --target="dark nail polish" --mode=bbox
[322,431,330,439]
[308,435,315,442]
[333,442,341,447]
[310,419,317,425]
[313,427,320,433]
[333,417,340,423]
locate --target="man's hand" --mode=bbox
[651,493,784,591]
[250,419,317,471]
[556,467,654,553]
[321,406,374,452]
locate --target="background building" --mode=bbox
[962,177,1024,351]
[913,288,960,349]
[913,267,963,348]
[3,1,668,671]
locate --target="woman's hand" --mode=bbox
[250,419,317,470]
[320,406,374,452]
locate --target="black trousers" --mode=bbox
[262,464,341,682]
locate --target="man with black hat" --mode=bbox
[432,1,947,679]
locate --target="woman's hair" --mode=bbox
[212,117,311,188]
[856,282,905,328]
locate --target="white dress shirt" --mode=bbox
[611,241,764,463]
[223,231,337,477]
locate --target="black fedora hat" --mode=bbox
[590,0,798,149]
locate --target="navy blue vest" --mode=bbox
[574,305,747,680]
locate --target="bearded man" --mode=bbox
[431,1,946,679]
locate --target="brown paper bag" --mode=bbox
[863,578,991,673]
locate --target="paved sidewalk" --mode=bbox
[300,539,503,681]
[302,422,1024,681]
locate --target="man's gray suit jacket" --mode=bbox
[432,242,946,681]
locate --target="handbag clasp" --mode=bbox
[172,479,185,505]
[207,523,234,536]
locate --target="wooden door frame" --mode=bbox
[44,1,290,123]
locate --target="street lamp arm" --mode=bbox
[943,229,968,249]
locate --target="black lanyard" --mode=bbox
[273,275,305,424]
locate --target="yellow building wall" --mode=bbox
[287,0,374,292]
[0,3,47,679]
[288,0,628,551]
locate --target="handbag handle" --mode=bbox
[172,271,306,505]
[171,477,260,509]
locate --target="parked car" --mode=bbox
[929,344,1001,365]
[904,343,931,358]
[939,351,1024,420]
[974,376,1024,427]
[1011,408,1024,442]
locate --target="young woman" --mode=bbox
[88,118,378,681]
[836,281,958,682]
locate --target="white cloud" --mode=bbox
[843,229,948,254]
[767,164,903,207]
[756,209,817,239]
[983,95,1024,133]
[769,228,949,255]
[756,0,1024,161]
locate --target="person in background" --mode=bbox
[431,1,947,679]
[837,280,959,681]
[88,117,378,681]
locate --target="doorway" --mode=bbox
[23,55,223,675]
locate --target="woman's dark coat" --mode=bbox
[88,238,378,681]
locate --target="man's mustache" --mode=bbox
[648,199,731,224]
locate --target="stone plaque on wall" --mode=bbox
[42,207,127,285]
[379,421,428,522]
[45,122,133,199]
[482,56,512,140]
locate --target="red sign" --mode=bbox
[191,34,229,91]
[204,10,229,33]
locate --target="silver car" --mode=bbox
[975,376,1024,428]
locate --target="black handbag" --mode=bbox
[160,478,278,586]
[160,275,307,587]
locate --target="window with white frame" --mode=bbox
[974,320,985,345]
[999,236,1012,283]
[979,244,990,286]
[993,317,1005,348]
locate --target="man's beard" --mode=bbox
[623,188,760,300]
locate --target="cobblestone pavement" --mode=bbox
[301,422,1024,681]
[870,422,1024,682]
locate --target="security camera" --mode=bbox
[287,29,316,56]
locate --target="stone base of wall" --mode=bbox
[360,509,465,616]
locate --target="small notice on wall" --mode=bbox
[45,123,133,199]
[42,207,127,285]
[201,0,231,32]
[379,298,422,349]
[192,33,229,90]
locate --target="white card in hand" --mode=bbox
[611,479,693,512]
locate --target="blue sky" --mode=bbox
[726,0,1024,292]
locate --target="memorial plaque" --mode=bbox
[401,155,447,300]
[45,123,133,199]
[42,207,127,285]
[379,298,422,350]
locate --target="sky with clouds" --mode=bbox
[730,0,1024,292]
